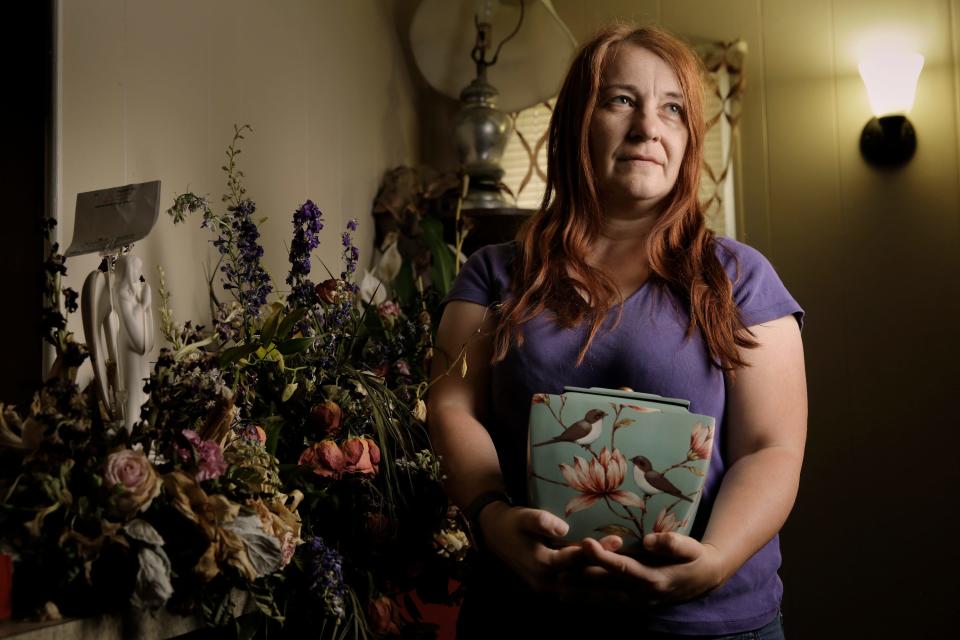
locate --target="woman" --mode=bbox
[428,23,806,638]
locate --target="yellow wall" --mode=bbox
[57,0,417,376]
[410,0,958,633]
[549,0,959,634]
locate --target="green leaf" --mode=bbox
[281,382,298,402]
[264,416,284,456]
[393,259,416,307]
[260,308,281,345]
[421,216,456,296]
[220,342,260,365]
[276,307,307,339]
[613,418,636,431]
[276,336,315,355]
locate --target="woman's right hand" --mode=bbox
[478,501,586,595]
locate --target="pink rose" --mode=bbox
[341,437,379,476]
[367,439,381,468]
[394,359,411,377]
[309,401,343,438]
[279,531,297,567]
[299,440,345,478]
[368,595,402,636]
[376,301,401,321]
[104,448,161,515]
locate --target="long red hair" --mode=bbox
[493,23,758,372]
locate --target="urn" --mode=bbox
[527,386,715,551]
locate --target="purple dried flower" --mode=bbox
[309,537,347,620]
[221,199,273,317]
[286,200,325,309]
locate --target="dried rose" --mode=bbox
[368,595,402,636]
[309,401,343,438]
[412,398,427,423]
[377,300,401,321]
[394,359,411,377]
[299,440,345,478]
[104,448,161,515]
[342,437,379,476]
[367,438,381,468]
[315,279,339,304]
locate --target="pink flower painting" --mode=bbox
[558,447,645,516]
[652,506,688,533]
[687,422,714,461]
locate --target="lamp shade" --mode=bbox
[858,52,924,116]
[410,0,577,113]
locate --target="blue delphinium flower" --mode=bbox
[340,219,360,292]
[286,200,324,309]
[217,199,273,319]
[309,537,347,620]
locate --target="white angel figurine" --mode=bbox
[114,255,155,432]
[82,265,120,419]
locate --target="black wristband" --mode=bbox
[465,490,513,546]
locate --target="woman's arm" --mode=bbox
[575,314,807,604]
[427,301,585,592]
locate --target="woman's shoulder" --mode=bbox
[711,236,804,328]
[711,236,768,274]
[443,241,516,308]
[467,240,517,267]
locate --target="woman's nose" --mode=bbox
[628,106,661,142]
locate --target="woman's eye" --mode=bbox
[665,103,684,115]
[610,95,634,106]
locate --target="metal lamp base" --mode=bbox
[455,75,513,208]
[860,115,916,168]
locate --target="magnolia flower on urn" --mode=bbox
[558,447,645,516]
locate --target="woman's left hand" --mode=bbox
[559,533,727,607]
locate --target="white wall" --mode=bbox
[58,0,417,378]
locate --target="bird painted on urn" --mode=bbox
[533,409,607,447]
[629,455,692,502]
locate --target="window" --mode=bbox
[500,39,746,240]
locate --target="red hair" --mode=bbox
[493,23,757,372]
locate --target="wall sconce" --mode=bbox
[858,52,924,167]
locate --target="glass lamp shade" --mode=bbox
[858,52,924,117]
[858,52,923,167]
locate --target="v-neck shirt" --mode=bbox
[442,237,804,635]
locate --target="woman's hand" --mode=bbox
[564,533,727,606]
[479,502,588,595]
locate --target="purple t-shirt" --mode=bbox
[442,237,804,635]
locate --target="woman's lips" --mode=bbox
[619,156,661,165]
